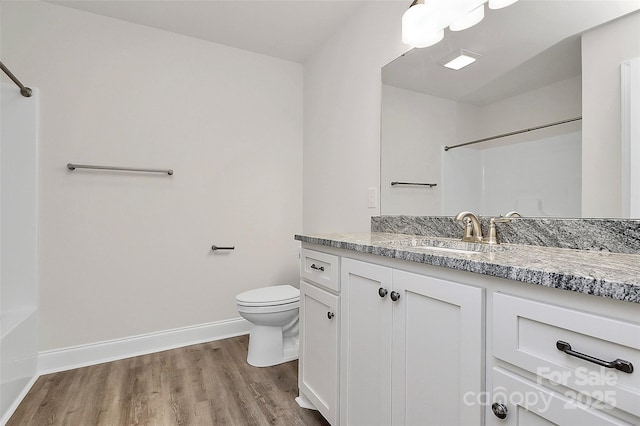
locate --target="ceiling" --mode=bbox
[382,1,640,106]
[50,0,366,63]
[47,0,640,100]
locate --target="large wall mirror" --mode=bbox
[381,1,640,218]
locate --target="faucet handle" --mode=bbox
[482,218,499,245]
[504,211,522,218]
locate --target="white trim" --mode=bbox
[621,58,640,217]
[0,374,39,426]
[38,317,250,375]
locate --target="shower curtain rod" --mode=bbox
[443,116,582,152]
[0,61,32,97]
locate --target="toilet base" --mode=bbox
[246,325,299,367]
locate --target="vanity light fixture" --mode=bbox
[402,0,444,48]
[450,4,485,31]
[439,49,481,70]
[402,0,520,48]
[488,0,519,9]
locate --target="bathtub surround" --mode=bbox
[1,83,39,425]
[371,215,640,254]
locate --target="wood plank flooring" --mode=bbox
[7,335,329,426]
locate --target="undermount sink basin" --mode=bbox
[412,245,481,255]
[390,237,507,255]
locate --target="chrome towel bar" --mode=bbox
[391,181,437,188]
[67,163,173,175]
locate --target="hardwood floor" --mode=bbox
[7,335,329,426]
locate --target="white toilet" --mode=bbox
[236,284,300,367]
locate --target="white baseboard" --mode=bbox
[38,317,250,375]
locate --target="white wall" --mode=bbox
[478,75,582,143]
[442,147,483,215]
[381,85,481,215]
[381,85,461,215]
[303,1,408,232]
[1,2,302,351]
[582,11,640,217]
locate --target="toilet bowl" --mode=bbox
[236,284,300,367]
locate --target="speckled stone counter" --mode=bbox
[295,232,640,304]
[371,216,640,254]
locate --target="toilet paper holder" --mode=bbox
[211,245,235,251]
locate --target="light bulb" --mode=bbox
[402,1,445,48]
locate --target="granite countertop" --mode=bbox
[295,232,640,304]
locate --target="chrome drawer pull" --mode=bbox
[556,341,634,374]
[310,263,325,272]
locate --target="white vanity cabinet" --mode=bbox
[340,258,484,426]
[298,243,640,426]
[298,249,340,425]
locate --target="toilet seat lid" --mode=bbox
[236,285,300,306]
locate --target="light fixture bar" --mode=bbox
[401,0,520,48]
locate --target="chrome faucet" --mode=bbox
[455,211,483,242]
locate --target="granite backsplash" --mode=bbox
[371,216,640,255]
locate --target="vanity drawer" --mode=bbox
[492,293,640,417]
[301,248,339,291]
[489,367,634,425]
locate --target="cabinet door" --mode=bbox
[341,258,393,426]
[489,368,633,426]
[299,281,340,425]
[392,270,484,426]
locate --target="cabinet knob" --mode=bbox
[327,312,335,320]
[378,287,388,298]
[491,402,508,419]
[390,291,400,302]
